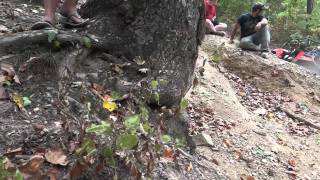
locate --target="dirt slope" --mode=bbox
[185,35,320,179]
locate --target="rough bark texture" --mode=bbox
[80,0,205,106]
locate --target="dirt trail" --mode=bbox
[185,35,320,179]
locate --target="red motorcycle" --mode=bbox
[272,37,320,73]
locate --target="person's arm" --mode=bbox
[255,18,268,31]
[212,15,216,21]
[230,23,240,43]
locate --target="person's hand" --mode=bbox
[255,23,262,31]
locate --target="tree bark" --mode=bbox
[80,0,205,106]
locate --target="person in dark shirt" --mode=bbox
[204,0,227,36]
[230,3,270,55]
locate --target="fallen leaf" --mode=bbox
[47,168,59,180]
[69,160,89,180]
[103,100,117,112]
[12,94,24,109]
[1,63,15,77]
[116,134,139,150]
[3,147,23,156]
[163,147,174,160]
[14,75,21,84]
[187,162,193,172]
[241,175,255,180]
[0,87,9,100]
[23,97,31,107]
[4,158,16,172]
[288,159,296,167]
[133,56,145,65]
[32,123,46,132]
[45,148,68,166]
[223,139,232,148]
[19,155,44,175]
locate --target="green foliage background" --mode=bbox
[217,0,320,41]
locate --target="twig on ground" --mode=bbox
[278,107,320,130]
[177,148,210,170]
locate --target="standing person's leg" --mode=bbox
[44,0,59,24]
[60,0,88,26]
[253,25,271,51]
[31,0,59,30]
[239,34,260,51]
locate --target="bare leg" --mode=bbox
[43,0,59,24]
[214,23,227,32]
[61,0,78,16]
[205,19,216,33]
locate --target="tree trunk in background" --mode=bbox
[80,0,205,106]
[306,0,314,31]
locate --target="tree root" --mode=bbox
[0,30,109,51]
[278,107,320,130]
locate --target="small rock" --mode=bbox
[192,132,214,146]
[254,108,267,115]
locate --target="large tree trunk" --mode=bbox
[80,0,205,106]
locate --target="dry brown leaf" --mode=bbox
[45,148,68,166]
[19,155,44,175]
[4,158,16,172]
[163,147,174,160]
[0,87,9,100]
[288,159,296,167]
[1,63,15,76]
[223,139,232,148]
[3,147,23,156]
[187,162,193,172]
[69,160,89,180]
[241,175,256,180]
[47,168,59,180]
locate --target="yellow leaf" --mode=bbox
[103,100,117,112]
[12,95,24,109]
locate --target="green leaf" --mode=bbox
[154,92,160,105]
[76,137,96,156]
[161,135,171,144]
[102,146,115,167]
[46,29,57,43]
[53,40,61,49]
[175,136,186,148]
[85,121,112,135]
[151,80,159,90]
[111,91,122,101]
[116,134,139,150]
[124,115,140,130]
[180,98,188,111]
[23,97,31,107]
[142,122,152,134]
[83,37,92,49]
[15,169,23,180]
[154,143,162,153]
[139,106,149,122]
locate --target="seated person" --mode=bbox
[31,0,88,30]
[230,3,270,55]
[204,0,227,36]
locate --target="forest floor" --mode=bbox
[1,1,320,180]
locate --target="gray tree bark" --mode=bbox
[80,0,205,106]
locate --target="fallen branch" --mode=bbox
[177,148,210,170]
[278,107,320,130]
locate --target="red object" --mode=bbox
[293,51,314,62]
[205,0,217,20]
[274,48,284,58]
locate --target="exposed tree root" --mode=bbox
[279,107,320,130]
[0,30,109,52]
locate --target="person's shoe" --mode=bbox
[210,31,225,37]
[31,20,54,30]
[260,52,268,59]
[59,13,89,28]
